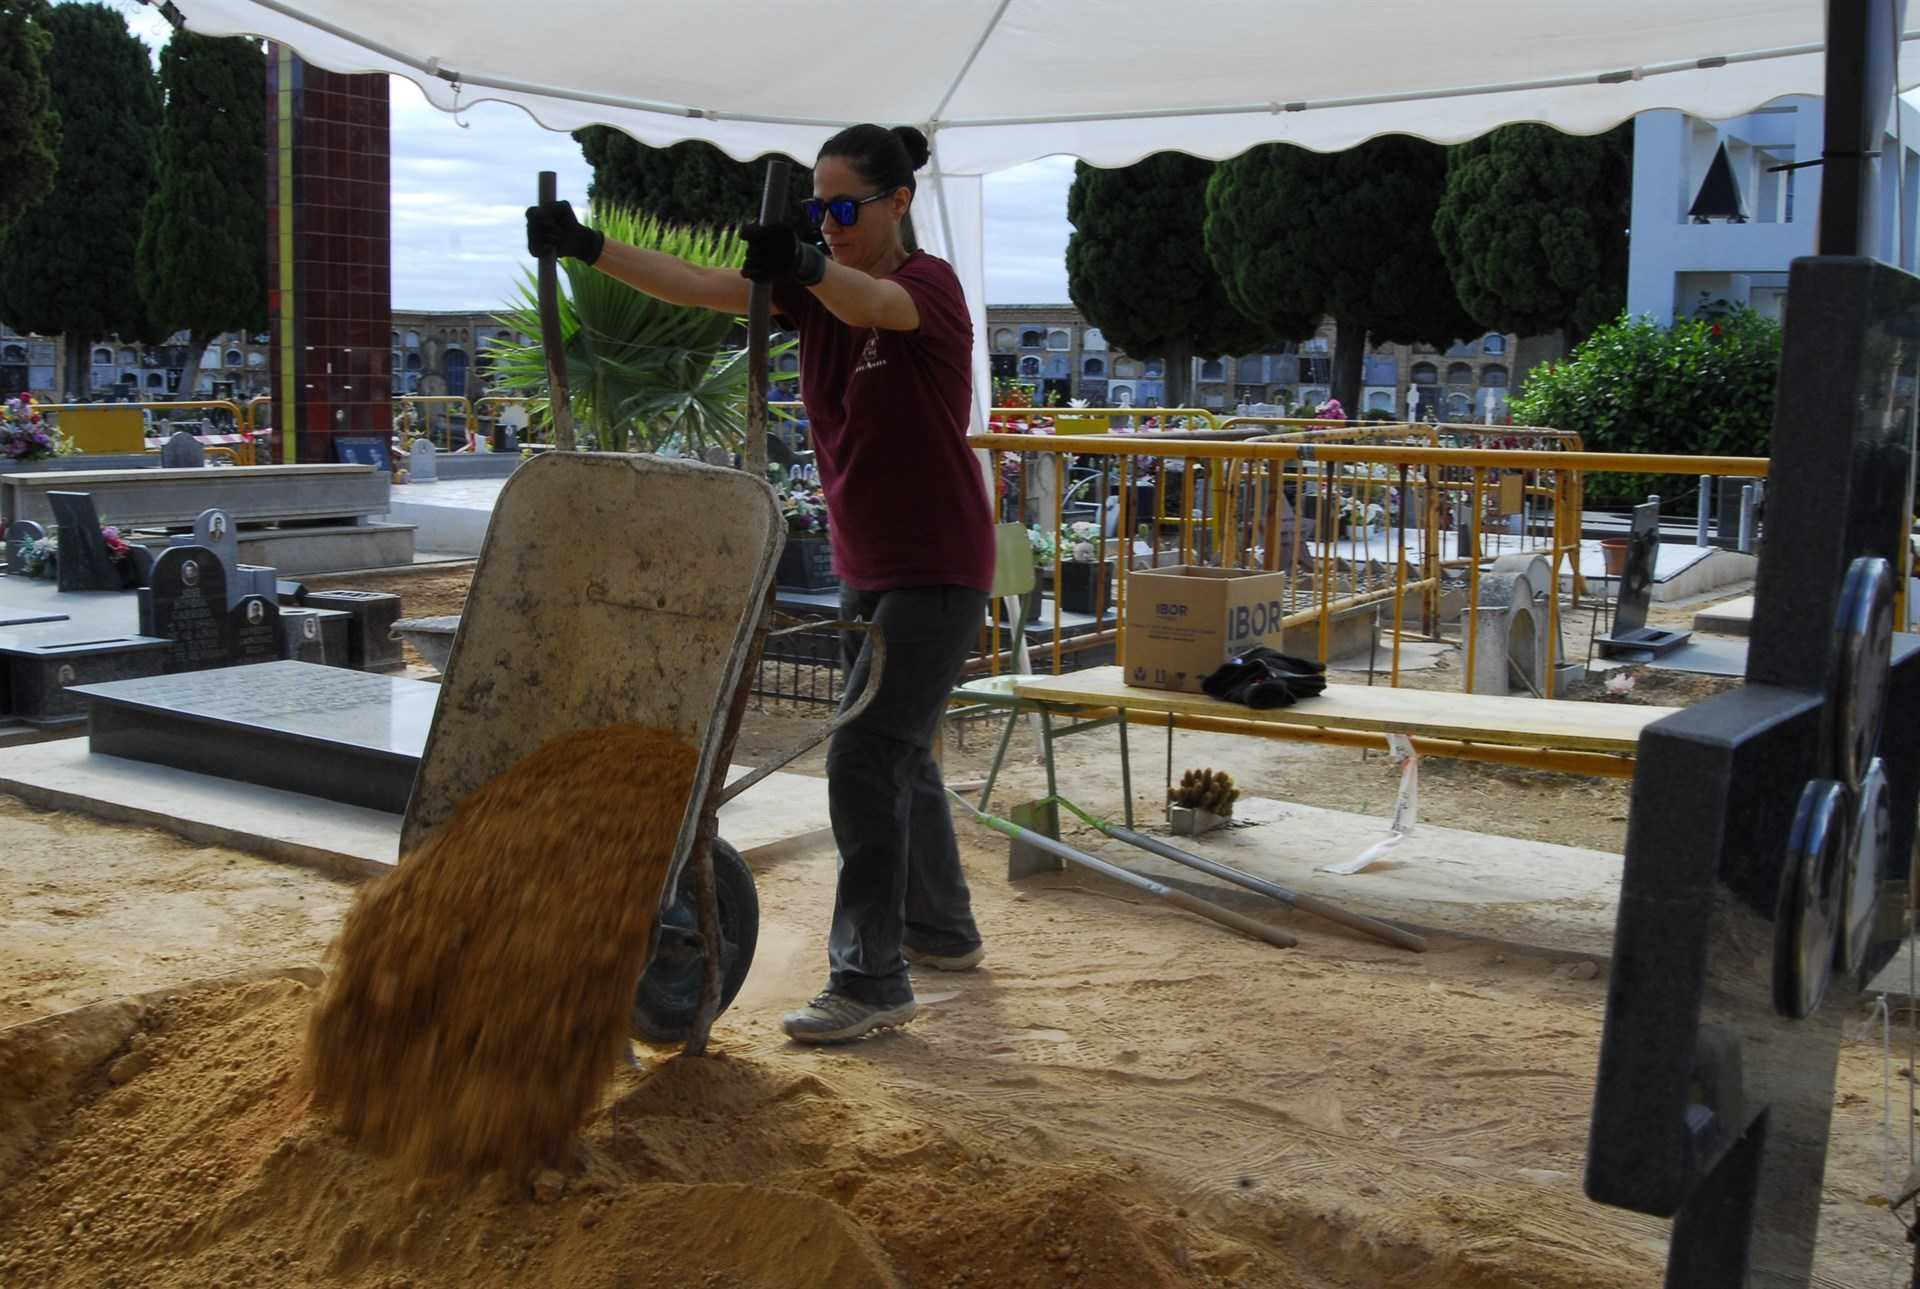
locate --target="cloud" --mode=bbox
[985,157,1075,304]
[97,3,1075,311]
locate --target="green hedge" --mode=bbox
[1510,309,1781,510]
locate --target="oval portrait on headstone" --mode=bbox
[56,664,75,687]
[303,617,318,639]
[182,560,200,587]
[210,514,227,540]
[248,600,265,625]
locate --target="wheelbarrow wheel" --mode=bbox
[630,837,761,1044]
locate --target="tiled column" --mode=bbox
[265,47,392,465]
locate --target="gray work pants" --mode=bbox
[826,584,988,1005]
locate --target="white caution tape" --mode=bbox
[1318,735,1418,876]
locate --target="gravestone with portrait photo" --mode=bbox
[138,545,234,673]
[166,508,276,608]
[232,595,280,665]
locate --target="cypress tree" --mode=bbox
[0,0,60,238]
[138,29,268,401]
[0,2,160,398]
[1066,153,1304,409]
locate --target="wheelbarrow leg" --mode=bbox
[685,593,773,1057]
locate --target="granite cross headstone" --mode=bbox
[159,430,206,468]
[408,438,437,482]
[46,491,122,591]
[1585,256,1920,1286]
[5,519,46,577]
[231,595,280,664]
[139,545,233,672]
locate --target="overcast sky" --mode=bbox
[109,2,1074,312]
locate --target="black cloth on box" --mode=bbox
[1201,647,1328,710]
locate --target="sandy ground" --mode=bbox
[3,732,1914,1280]
[7,577,1907,1285]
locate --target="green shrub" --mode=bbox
[1510,309,1781,509]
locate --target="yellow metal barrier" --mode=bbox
[394,396,475,450]
[988,406,1221,431]
[37,400,259,464]
[471,395,534,447]
[972,430,1771,704]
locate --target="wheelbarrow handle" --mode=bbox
[714,619,886,805]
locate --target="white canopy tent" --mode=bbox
[177,1,1920,426]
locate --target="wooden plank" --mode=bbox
[1013,665,1675,755]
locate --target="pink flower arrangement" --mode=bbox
[1314,397,1347,421]
[1,394,63,462]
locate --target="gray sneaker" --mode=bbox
[782,991,918,1044]
[903,943,986,971]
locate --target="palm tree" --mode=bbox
[490,205,788,457]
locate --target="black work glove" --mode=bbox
[739,221,827,287]
[525,199,604,266]
[1201,647,1328,710]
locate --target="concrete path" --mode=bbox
[0,739,834,880]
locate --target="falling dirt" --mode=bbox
[305,724,698,1174]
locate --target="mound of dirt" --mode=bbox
[0,975,1255,1289]
[305,724,698,1174]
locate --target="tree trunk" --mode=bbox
[174,332,210,407]
[62,332,87,401]
[1163,336,1193,410]
[1330,318,1365,415]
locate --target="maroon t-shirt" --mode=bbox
[773,251,993,593]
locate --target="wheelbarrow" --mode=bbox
[398,450,881,1050]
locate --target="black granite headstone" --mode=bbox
[303,589,405,671]
[1596,501,1690,659]
[46,492,122,591]
[277,607,328,662]
[232,595,280,664]
[139,545,233,672]
[1586,257,1920,1286]
[276,579,308,605]
[1,636,171,725]
[71,662,436,812]
[5,519,46,576]
[1612,501,1659,636]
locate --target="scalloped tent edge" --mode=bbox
[174,0,1920,432]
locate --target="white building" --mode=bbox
[1628,95,1920,324]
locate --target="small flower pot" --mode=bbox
[1169,805,1230,836]
[1058,559,1112,616]
[1600,537,1631,578]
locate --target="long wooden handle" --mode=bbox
[744,158,790,480]
[1157,884,1300,950]
[536,171,575,451]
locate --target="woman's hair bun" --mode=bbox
[891,125,931,171]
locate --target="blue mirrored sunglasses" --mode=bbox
[802,190,891,228]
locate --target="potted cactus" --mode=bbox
[1169,767,1240,835]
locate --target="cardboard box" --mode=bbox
[1123,565,1293,693]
